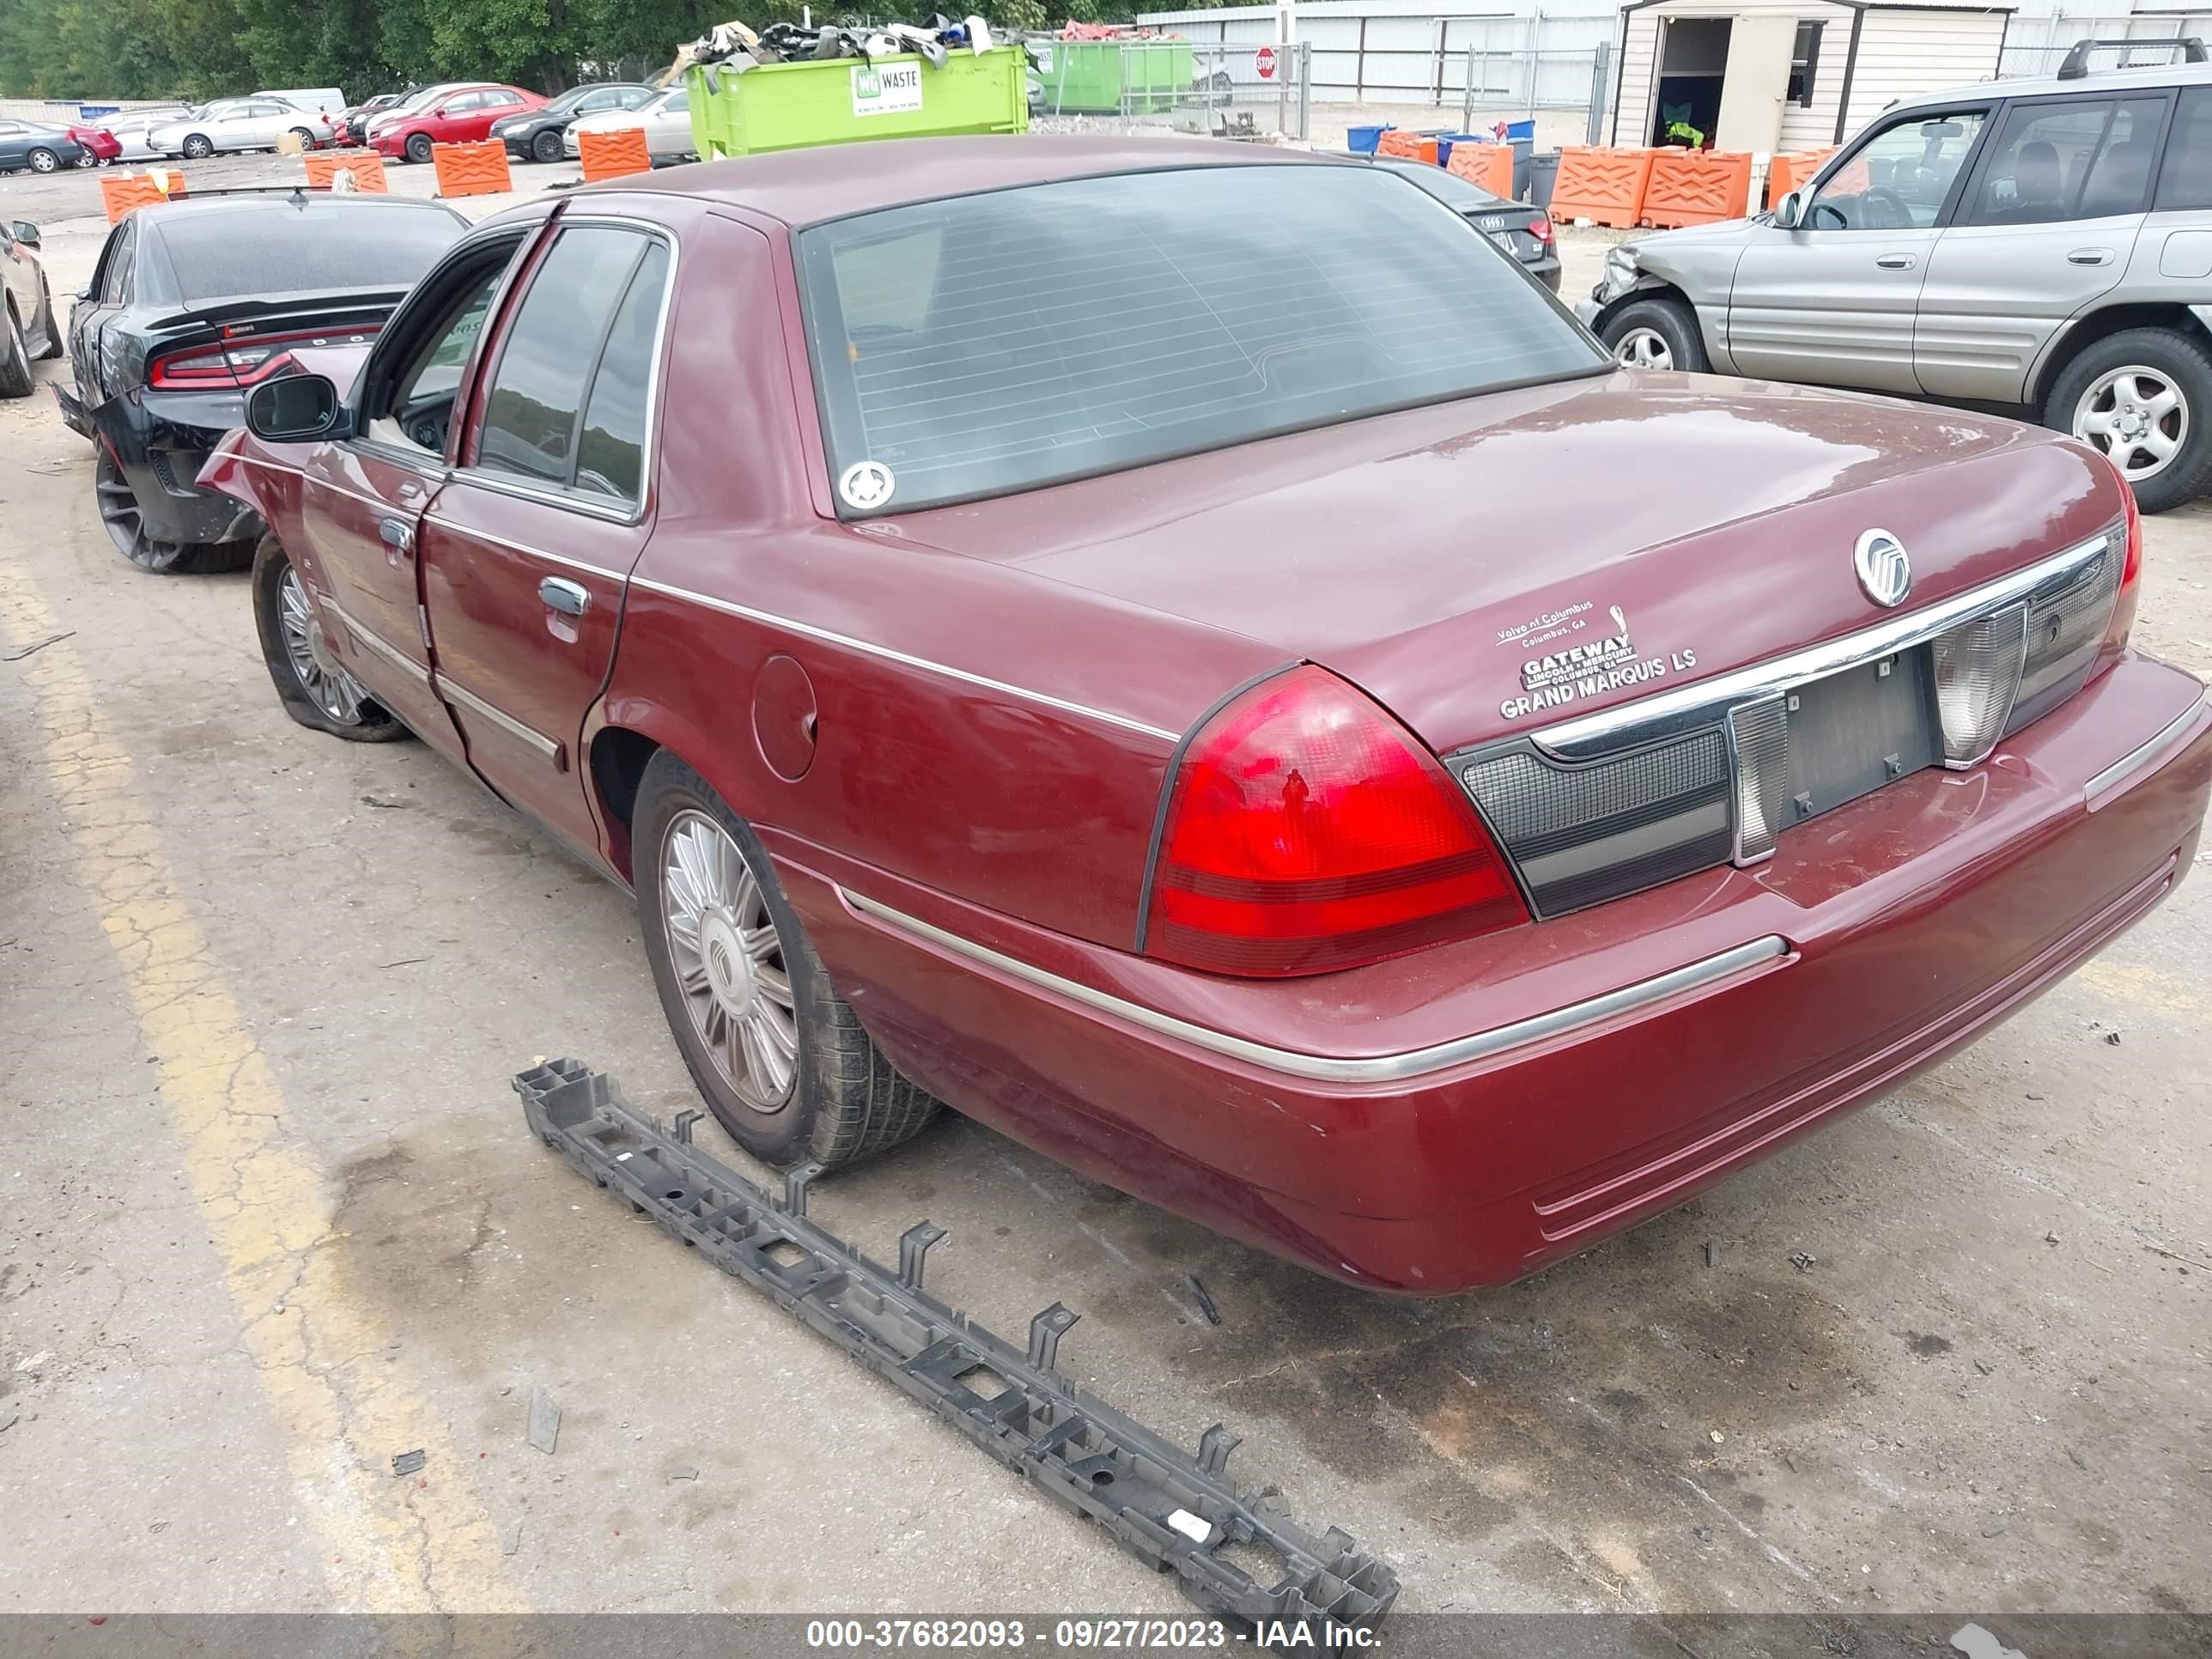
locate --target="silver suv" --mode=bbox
[1579,43,2212,511]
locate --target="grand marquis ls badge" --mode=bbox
[1854,528,1912,608]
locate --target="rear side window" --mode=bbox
[2156,86,2212,210]
[796,165,1601,516]
[158,207,463,302]
[1963,96,2166,226]
[473,225,667,503]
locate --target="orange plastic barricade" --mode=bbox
[1446,143,1512,197]
[99,168,186,224]
[1547,147,1653,228]
[303,149,389,192]
[1765,146,1838,207]
[1640,149,1752,228]
[430,140,512,199]
[578,126,652,183]
[1375,130,1440,165]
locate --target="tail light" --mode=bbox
[1142,665,1528,977]
[2101,457,2142,656]
[1528,213,1555,245]
[149,325,375,389]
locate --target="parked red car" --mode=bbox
[367,83,543,164]
[204,138,2212,1295]
[65,125,121,165]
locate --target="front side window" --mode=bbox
[473,225,663,497]
[1809,109,1988,229]
[797,165,1602,516]
[1963,96,2166,226]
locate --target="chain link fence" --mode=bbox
[1025,40,1314,142]
[1996,11,2212,79]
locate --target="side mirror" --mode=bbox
[10,221,39,247]
[1773,190,1805,230]
[245,374,351,443]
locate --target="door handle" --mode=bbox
[379,517,414,558]
[1874,253,1917,270]
[538,576,591,617]
[2067,247,2115,266]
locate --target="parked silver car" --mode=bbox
[98,106,193,162]
[145,100,335,160]
[1580,45,2212,511]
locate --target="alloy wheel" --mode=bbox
[2074,365,2187,483]
[182,135,211,159]
[28,148,58,173]
[660,809,799,1113]
[1612,326,1673,370]
[94,449,183,569]
[276,563,371,723]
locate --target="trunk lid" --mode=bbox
[892,372,2120,749]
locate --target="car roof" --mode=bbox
[576,134,1336,227]
[1893,57,2212,110]
[138,193,468,234]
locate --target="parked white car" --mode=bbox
[97,106,191,161]
[563,86,694,162]
[145,100,336,160]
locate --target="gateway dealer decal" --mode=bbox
[1498,604,1698,721]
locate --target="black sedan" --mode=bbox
[56,190,466,573]
[2,218,64,397]
[1351,153,1560,294]
[491,82,656,163]
[0,118,89,174]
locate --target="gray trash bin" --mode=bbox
[1527,149,1560,207]
[1509,136,1534,198]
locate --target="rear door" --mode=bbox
[1728,104,1990,392]
[416,217,674,857]
[1916,92,2167,401]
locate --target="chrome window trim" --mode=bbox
[842,888,1790,1084]
[1532,533,2113,762]
[628,575,1182,744]
[2085,689,2210,804]
[325,598,429,685]
[438,676,561,761]
[456,213,679,530]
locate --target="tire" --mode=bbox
[288,127,313,150]
[251,535,410,740]
[634,750,939,1170]
[73,151,97,168]
[93,447,247,574]
[1598,295,1710,374]
[404,132,433,165]
[2044,325,2212,515]
[0,302,32,399]
[26,147,59,174]
[180,133,212,159]
[531,127,562,163]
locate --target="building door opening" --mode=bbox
[1651,16,1729,147]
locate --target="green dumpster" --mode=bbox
[686,45,1029,161]
[1032,40,1195,115]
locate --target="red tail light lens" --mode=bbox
[1143,665,1528,977]
[1528,213,1555,244]
[149,326,376,390]
[2102,453,2142,655]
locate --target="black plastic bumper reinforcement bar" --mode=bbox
[515,1060,1401,1634]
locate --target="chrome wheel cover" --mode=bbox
[2075,364,2187,483]
[661,810,799,1112]
[277,563,370,723]
[1612,325,1674,370]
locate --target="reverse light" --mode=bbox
[149,326,375,389]
[1143,665,1528,977]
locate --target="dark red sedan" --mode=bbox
[204,137,2212,1294]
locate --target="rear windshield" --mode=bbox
[795,163,1600,516]
[160,208,463,303]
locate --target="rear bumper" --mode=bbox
[784,654,2212,1294]
[94,389,263,546]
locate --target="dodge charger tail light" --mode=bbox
[1143,665,1528,977]
[149,325,378,390]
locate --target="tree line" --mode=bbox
[0,0,1138,102]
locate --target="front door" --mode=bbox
[1917,93,2166,402]
[1728,104,1991,393]
[417,219,674,858]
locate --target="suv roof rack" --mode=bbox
[2057,34,2209,79]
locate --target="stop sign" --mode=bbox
[1255,44,1277,79]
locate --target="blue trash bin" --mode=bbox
[1435,132,1484,167]
[1346,124,1394,155]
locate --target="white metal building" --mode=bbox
[1608,0,2012,153]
